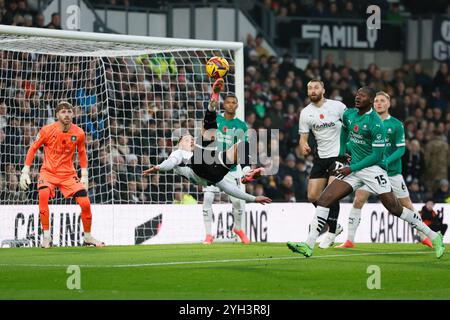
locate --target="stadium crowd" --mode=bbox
[0,0,449,205]
[241,34,450,204]
[258,0,450,19]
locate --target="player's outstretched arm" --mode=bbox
[142,165,160,176]
[20,128,47,191]
[143,150,184,175]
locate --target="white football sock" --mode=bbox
[43,230,51,238]
[347,207,361,243]
[400,207,437,240]
[306,206,330,248]
[231,197,244,231]
[203,209,213,235]
[232,208,243,231]
[203,191,215,235]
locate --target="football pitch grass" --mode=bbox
[0,243,449,300]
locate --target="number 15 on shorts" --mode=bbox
[375,175,387,186]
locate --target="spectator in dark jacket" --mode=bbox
[408,179,426,203]
[403,139,425,185]
[420,199,448,236]
[433,179,450,203]
[46,13,61,29]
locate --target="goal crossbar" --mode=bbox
[0,25,244,51]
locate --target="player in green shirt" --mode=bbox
[202,94,252,245]
[336,91,432,249]
[287,87,445,258]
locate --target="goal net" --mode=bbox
[0,27,244,207]
[0,26,245,247]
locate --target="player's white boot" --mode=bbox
[319,224,343,249]
[42,236,53,249]
[83,234,105,247]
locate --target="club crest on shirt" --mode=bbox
[353,124,359,132]
[71,135,77,142]
[319,114,325,119]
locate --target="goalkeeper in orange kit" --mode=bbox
[19,101,105,248]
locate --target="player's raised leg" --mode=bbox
[396,191,433,248]
[378,191,445,258]
[287,178,353,257]
[202,77,224,140]
[394,179,434,249]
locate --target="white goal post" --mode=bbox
[0,25,245,246]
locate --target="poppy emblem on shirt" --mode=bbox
[353,124,359,132]
[223,126,228,133]
[71,136,77,142]
[319,114,325,119]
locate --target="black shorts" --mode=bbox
[189,146,231,185]
[310,157,340,179]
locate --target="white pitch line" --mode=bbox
[0,250,442,268]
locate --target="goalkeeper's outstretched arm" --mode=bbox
[20,128,47,190]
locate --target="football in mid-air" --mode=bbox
[205,56,229,79]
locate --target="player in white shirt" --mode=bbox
[143,78,270,205]
[298,79,348,248]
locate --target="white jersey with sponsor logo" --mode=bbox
[299,99,347,158]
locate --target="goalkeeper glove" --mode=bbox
[19,165,31,191]
[80,168,89,190]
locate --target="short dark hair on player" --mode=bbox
[55,101,73,113]
[360,86,376,100]
[224,94,238,101]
